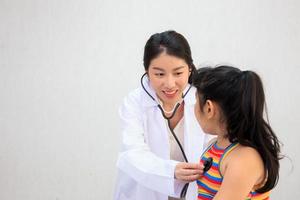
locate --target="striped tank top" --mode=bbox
[197,141,270,200]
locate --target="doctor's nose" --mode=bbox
[165,75,176,88]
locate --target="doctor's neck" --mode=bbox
[158,98,183,113]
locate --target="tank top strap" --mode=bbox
[218,142,239,176]
[199,139,217,159]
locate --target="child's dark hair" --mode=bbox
[143,30,196,83]
[192,65,281,193]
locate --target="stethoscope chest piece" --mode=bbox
[203,157,213,172]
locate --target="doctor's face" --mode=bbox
[147,52,191,106]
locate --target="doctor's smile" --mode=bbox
[162,90,178,98]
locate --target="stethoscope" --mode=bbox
[141,73,192,163]
[141,72,213,198]
[140,73,188,197]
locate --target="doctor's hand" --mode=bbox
[174,162,204,182]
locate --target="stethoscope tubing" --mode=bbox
[140,73,191,197]
[140,73,190,161]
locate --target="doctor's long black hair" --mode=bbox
[192,66,281,193]
[143,30,196,83]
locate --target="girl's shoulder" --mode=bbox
[221,144,265,184]
[226,144,264,167]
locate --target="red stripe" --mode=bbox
[211,146,225,153]
[198,195,211,200]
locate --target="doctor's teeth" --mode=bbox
[164,91,176,94]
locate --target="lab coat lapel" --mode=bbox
[145,106,170,159]
[141,75,170,159]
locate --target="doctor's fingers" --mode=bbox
[180,168,203,176]
[175,168,203,181]
[175,162,203,180]
[186,174,202,182]
[177,173,201,182]
[181,162,204,170]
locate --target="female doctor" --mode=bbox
[114,30,212,200]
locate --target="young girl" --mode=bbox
[192,66,281,200]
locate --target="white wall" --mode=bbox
[0,0,299,199]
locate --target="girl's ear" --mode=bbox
[205,100,215,119]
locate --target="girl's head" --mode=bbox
[143,30,196,105]
[193,66,264,139]
[192,65,280,193]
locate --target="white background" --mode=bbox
[1,0,299,199]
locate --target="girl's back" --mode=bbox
[197,141,270,200]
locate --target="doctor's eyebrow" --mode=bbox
[173,66,186,71]
[151,67,165,71]
[151,66,186,71]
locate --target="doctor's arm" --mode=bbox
[116,93,201,197]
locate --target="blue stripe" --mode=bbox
[213,142,225,150]
[196,180,218,194]
[198,192,214,199]
[211,162,218,168]
[204,172,222,182]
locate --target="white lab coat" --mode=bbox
[114,76,212,200]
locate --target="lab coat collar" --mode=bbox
[141,74,196,107]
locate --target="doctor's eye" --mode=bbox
[155,73,165,77]
[174,72,184,76]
